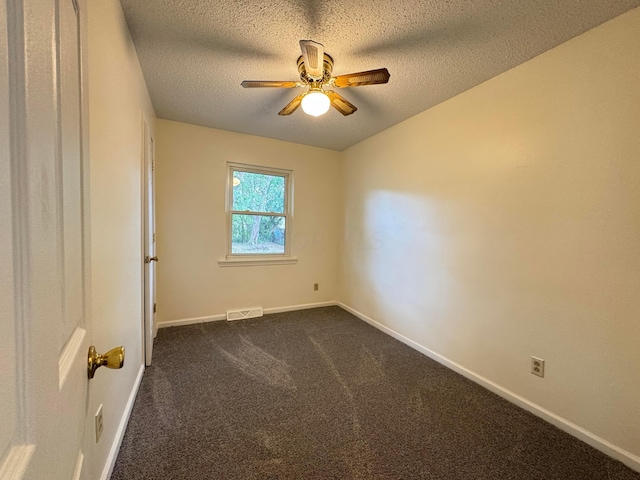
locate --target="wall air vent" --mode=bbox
[226,307,263,321]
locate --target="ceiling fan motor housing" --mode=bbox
[297,53,334,84]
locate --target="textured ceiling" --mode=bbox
[120,0,640,151]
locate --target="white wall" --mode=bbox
[155,120,342,324]
[87,0,155,478]
[340,7,640,466]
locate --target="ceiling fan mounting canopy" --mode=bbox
[241,40,390,117]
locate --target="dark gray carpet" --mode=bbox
[112,306,639,479]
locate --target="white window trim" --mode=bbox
[219,162,297,267]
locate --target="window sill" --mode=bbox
[218,256,298,267]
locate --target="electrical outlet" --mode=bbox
[313,283,319,291]
[531,357,545,377]
[95,404,104,442]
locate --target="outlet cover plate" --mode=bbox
[95,404,104,442]
[531,356,545,377]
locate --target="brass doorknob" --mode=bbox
[145,256,158,263]
[88,346,125,379]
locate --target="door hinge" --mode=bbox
[153,303,157,313]
[153,233,156,243]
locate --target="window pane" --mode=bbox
[232,171,285,214]
[231,214,286,254]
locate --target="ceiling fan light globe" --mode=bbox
[301,91,330,117]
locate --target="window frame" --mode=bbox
[219,162,297,266]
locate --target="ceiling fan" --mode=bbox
[241,40,390,117]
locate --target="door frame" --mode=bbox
[141,114,156,366]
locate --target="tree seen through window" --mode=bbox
[231,169,288,254]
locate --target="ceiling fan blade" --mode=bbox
[325,90,357,116]
[299,40,324,79]
[278,94,305,116]
[241,80,300,88]
[332,68,390,88]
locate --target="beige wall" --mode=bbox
[87,0,155,478]
[341,7,640,463]
[155,120,342,323]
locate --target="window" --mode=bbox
[220,163,296,266]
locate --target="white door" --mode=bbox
[143,121,157,366]
[0,0,98,478]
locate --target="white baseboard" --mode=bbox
[337,302,640,473]
[158,301,338,329]
[263,301,336,315]
[100,364,145,480]
[158,313,226,328]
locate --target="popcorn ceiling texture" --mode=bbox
[119,0,640,151]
